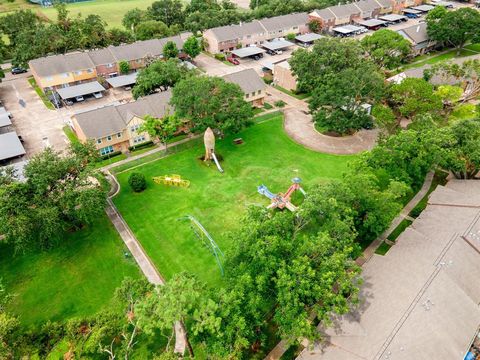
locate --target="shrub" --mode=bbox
[263,102,273,109]
[119,60,130,75]
[286,33,296,41]
[263,78,273,85]
[100,151,122,160]
[214,53,226,61]
[128,141,154,151]
[128,172,147,192]
[274,100,286,108]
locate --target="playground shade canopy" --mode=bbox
[56,81,106,100]
[355,19,387,27]
[295,33,324,43]
[231,46,265,58]
[0,132,26,161]
[106,73,138,88]
[333,24,365,34]
[261,39,294,51]
[379,14,407,22]
[0,114,12,128]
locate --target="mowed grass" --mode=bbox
[0,214,141,326]
[113,116,355,285]
[40,0,155,28]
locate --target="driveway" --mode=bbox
[0,76,133,158]
[283,107,378,155]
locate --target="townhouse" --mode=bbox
[203,13,309,54]
[308,0,418,31]
[397,22,436,56]
[222,69,266,107]
[72,91,173,155]
[29,34,189,91]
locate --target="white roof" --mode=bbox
[355,18,387,27]
[106,73,138,88]
[57,81,106,100]
[0,113,11,128]
[379,14,407,21]
[333,24,365,34]
[261,39,294,51]
[231,46,265,58]
[0,132,26,161]
[295,33,324,43]
[411,4,435,11]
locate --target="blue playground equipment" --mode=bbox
[179,215,225,276]
[257,178,306,211]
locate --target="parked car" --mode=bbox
[65,99,74,106]
[11,67,27,75]
[17,135,24,143]
[227,57,240,65]
[75,95,84,102]
[266,49,276,55]
[405,13,419,19]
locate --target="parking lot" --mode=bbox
[0,75,133,160]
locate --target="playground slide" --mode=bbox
[211,152,224,173]
[284,201,297,212]
[258,185,276,200]
[298,187,307,196]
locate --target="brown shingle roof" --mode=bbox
[222,68,266,94]
[74,91,173,139]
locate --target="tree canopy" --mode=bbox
[0,144,107,252]
[361,29,411,70]
[171,76,253,134]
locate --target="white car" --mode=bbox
[75,95,84,102]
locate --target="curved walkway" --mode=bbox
[283,108,379,155]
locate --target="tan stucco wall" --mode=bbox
[274,64,297,91]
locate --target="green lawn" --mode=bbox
[113,115,355,285]
[0,215,141,326]
[387,219,413,243]
[403,47,480,70]
[375,242,392,256]
[39,0,155,28]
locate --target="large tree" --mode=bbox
[182,35,202,59]
[171,76,253,134]
[140,114,180,150]
[122,8,146,31]
[426,7,480,53]
[135,20,175,41]
[132,58,192,99]
[147,0,185,27]
[390,78,442,119]
[0,144,107,252]
[361,29,411,70]
[436,118,480,179]
[163,41,179,59]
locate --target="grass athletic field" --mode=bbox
[113,114,355,285]
[0,214,141,325]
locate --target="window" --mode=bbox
[107,63,114,68]
[258,90,261,95]
[293,26,298,30]
[63,73,70,78]
[75,71,82,75]
[130,124,140,132]
[96,138,102,144]
[251,92,255,97]
[133,135,146,144]
[100,145,114,156]
[117,132,122,138]
[107,135,112,141]
[87,68,94,73]
[246,93,249,98]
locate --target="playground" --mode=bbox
[113,114,355,285]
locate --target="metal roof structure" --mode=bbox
[402,8,422,14]
[106,73,138,88]
[332,24,365,34]
[56,81,106,100]
[0,114,11,128]
[0,132,26,161]
[411,4,435,11]
[261,39,294,51]
[231,46,265,58]
[379,14,407,22]
[355,18,387,27]
[295,33,324,43]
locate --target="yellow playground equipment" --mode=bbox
[153,174,190,188]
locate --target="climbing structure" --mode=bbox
[153,174,190,187]
[179,215,225,275]
[257,177,306,211]
[204,127,224,173]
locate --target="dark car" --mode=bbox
[11,67,27,75]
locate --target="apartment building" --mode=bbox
[72,91,172,155]
[222,69,266,107]
[29,34,189,91]
[397,22,437,56]
[308,0,413,31]
[203,13,309,53]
